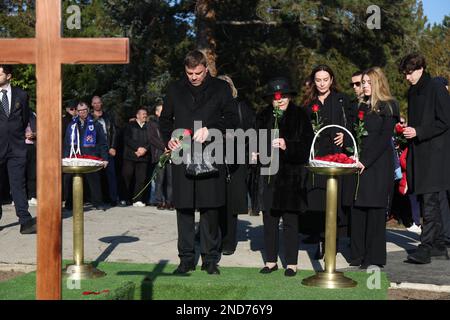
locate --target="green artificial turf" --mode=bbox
[0,261,389,300]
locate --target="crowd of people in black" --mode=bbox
[0,50,449,275]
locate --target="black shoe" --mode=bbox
[173,263,195,274]
[349,259,362,267]
[259,264,278,274]
[431,245,449,260]
[0,206,2,221]
[407,245,431,264]
[94,205,107,211]
[165,203,175,211]
[157,203,165,210]
[20,218,37,234]
[284,269,297,277]
[222,250,235,256]
[110,201,118,207]
[64,203,72,210]
[205,263,220,275]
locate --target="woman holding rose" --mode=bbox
[349,67,399,268]
[301,65,354,258]
[256,77,313,276]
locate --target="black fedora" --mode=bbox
[263,77,297,98]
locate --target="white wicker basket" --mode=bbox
[309,125,359,168]
[62,158,104,167]
[62,121,104,167]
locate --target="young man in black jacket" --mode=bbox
[122,107,151,207]
[400,53,450,263]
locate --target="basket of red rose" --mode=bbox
[309,125,359,168]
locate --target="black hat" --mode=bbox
[263,77,297,97]
[65,99,78,109]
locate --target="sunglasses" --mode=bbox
[350,82,361,88]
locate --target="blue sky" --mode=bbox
[421,0,450,25]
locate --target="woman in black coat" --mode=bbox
[350,67,399,268]
[217,75,254,255]
[301,65,354,256]
[257,77,314,276]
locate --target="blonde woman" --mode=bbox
[350,67,400,268]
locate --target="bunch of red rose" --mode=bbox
[314,153,356,164]
[71,154,104,161]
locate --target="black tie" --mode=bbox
[1,89,9,117]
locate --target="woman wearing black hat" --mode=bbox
[256,77,314,276]
[300,65,354,259]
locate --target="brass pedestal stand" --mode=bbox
[302,167,358,289]
[63,166,106,280]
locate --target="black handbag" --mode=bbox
[185,151,219,177]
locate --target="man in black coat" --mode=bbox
[160,50,238,275]
[0,65,36,234]
[400,53,450,263]
[91,96,119,206]
[122,107,151,206]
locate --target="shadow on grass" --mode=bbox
[92,232,140,268]
[116,260,185,300]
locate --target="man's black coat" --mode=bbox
[160,74,238,209]
[406,73,450,195]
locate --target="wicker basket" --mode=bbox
[309,125,359,168]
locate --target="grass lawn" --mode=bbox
[0,261,389,300]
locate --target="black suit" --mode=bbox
[0,86,33,224]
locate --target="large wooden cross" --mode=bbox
[0,0,129,299]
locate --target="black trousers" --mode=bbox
[154,164,173,204]
[64,172,103,207]
[0,154,32,224]
[420,192,445,248]
[177,208,221,265]
[219,209,238,252]
[351,207,386,265]
[122,160,148,202]
[263,210,299,265]
[26,144,36,199]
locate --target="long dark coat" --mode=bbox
[352,101,399,208]
[406,73,450,195]
[226,99,255,216]
[256,102,314,212]
[160,74,238,209]
[303,91,353,212]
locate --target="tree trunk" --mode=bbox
[195,0,217,76]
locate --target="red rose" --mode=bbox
[358,111,365,121]
[395,123,404,134]
[183,129,193,136]
[312,104,320,113]
[274,92,282,101]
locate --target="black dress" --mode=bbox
[301,91,353,235]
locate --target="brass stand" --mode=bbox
[63,166,106,280]
[302,167,358,289]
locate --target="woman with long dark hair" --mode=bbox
[301,64,354,258]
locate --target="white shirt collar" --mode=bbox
[0,83,11,93]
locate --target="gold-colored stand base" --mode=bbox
[302,271,357,289]
[64,264,106,280]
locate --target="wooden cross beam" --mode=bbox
[0,0,129,300]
